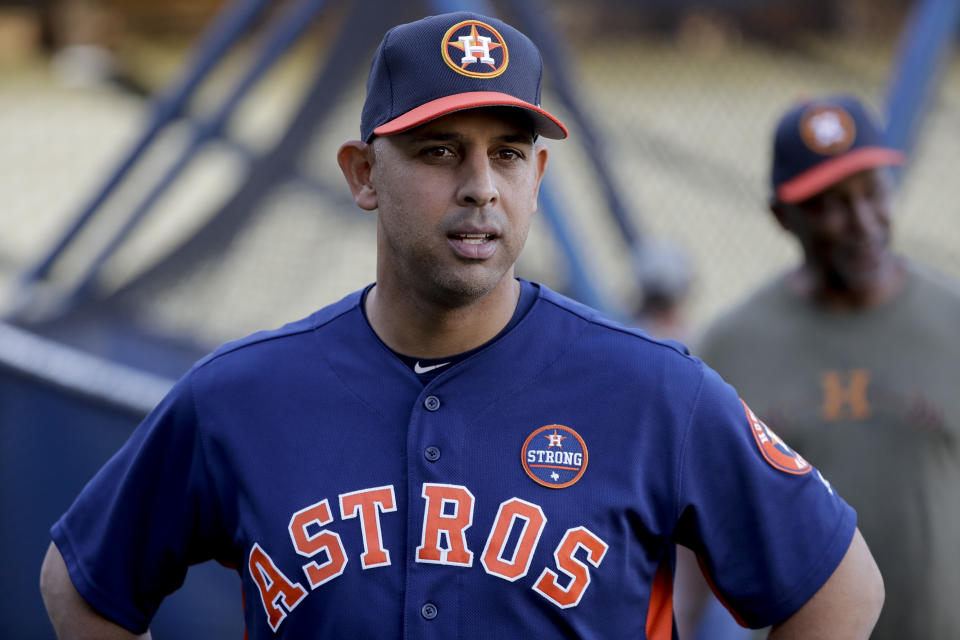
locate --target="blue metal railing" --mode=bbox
[16,0,273,292]
[884,0,960,169]
[65,0,332,303]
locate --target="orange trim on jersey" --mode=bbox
[645,559,674,640]
[695,554,750,628]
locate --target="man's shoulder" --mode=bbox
[907,260,960,304]
[533,282,698,366]
[193,287,366,373]
[697,275,792,351]
[897,261,960,340]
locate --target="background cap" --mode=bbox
[771,94,905,203]
[360,12,567,142]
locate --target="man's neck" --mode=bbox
[365,276,521,358]
[787,259,907,310]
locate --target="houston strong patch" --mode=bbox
[522,425,588,489]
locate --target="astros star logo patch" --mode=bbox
[522,425,588,489]
[441,19,509,78]
[741,400,811,475]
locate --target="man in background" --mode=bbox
[630,239,694,343]
[696,94,960,639]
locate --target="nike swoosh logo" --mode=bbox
[414,361,451,374]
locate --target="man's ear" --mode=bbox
[337,140,378,211]
[531,143,549,204]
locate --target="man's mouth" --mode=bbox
[448,232,498,259]
[451,233,494,245]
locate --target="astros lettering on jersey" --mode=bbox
[52,283,855,638]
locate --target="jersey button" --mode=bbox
[424,395,441,411]
[421,602,438,620]
[424,446,441,462]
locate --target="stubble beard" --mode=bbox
[411,251,511,309]
[378,207,529,309]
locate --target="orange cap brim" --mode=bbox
[373,91,567,140]
[777,147,906,203]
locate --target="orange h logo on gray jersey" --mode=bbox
[820,369,871,421]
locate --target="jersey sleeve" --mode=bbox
[50,371,222,633]
[673,363,857,629]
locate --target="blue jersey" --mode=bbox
[52,282,855,638]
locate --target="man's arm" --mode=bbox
[40,541,151,640]
[673,545,714,639]
[768,527,883,639]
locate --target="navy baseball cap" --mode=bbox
[360,12,567,142]
[771,95,905,204]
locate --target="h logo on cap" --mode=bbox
[799,105,856,156]
[459,34,495,65]
[442,20,509,78]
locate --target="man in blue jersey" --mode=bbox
[40,12,883,639]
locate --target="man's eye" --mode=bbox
[820,194,841,208]
[422,146,454,158]
[864,182,885,201]
[495,148,523,161]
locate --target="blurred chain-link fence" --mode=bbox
[1,0,957,350]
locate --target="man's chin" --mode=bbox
[428,268,511,307]
[835,261,896,296]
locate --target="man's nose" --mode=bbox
[456,151,498,207]
[847,195,880,235]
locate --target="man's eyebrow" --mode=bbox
[403,132,535,145]
[498,133,535,145]
[405,132,462,143]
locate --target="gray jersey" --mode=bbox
[697,261,960,640]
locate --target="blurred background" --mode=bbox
[1,0,957,636]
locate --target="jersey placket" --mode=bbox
[403,380,465,638]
